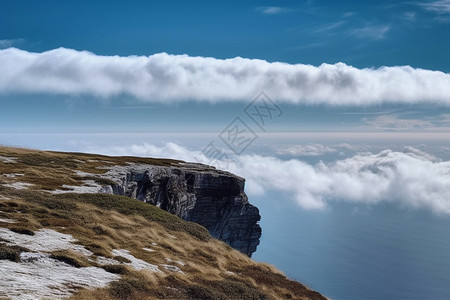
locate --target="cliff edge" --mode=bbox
[0,146,327,300]
[100,163,262,256]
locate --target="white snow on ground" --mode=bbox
[0,217,16,223]
[161,264,184,273]
[95,256,121,265]
[74,170,93,176]
[142,247,156,252]
[0,156,17,163]
[165,257,186,266]
[112,249,161,272]
[0,228,93,256]
[0,195,10,200]
[50,180,102,194]
[0,252,120,300]
[2,182,34,190]
[0,228,120,299]
[3,173,24,178]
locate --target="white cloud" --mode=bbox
[276,144,337,156]
[0,38,24,49]
[420,0,450,14]
[314,21,346,33]
[362,115,432,130]
[362,113,450,131]
[401,11,417,22]
[1,47,450,105]
[418,0,450,22]
[82,142,450,215]
[351,24,390,40]
[257,6,290,15]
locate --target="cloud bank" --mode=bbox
[1,47,450,105]
[84,142,450,215]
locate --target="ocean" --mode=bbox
[252,193,450,299]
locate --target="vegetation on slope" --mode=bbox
[0,146,326,299]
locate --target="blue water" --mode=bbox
[252,193,450,300]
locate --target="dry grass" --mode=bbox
[49,250,91,268]
[0,146,326,300]
[0,243,26,262]
[0,145,180,191]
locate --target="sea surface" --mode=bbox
[252,192,450,300]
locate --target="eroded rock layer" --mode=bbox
[101,163,261,256]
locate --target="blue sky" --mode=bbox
[2,0,450,70]
[1,0,450,134]
[2,1,450,214]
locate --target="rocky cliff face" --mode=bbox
[99,163,261,256]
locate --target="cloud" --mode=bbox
[362,113,450,131]
[418,0,450,22]
[276,144,337,156]
[235,148,450,214]
[351,24,390,40]
[401,11,417,22]
[0,39,24,49]
[314,21,346,34]
[362,115,432,130]
[420,0,450,14]
[81,142,450,215]
[1,47,450,105]
[256,6,290,15]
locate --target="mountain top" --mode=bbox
[0,146,326,300]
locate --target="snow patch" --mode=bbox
[96,256,121,265]
[0,217,16,223]
[161,264,184,273]
[74,170,94,177]
[0,156,17,163]
[0,252,119,300]
[0,228,93,256]
[50,180,102,194]
[2,182,34,190]
[143,247,156,252]
[3,173,24,178]
[111,249,160,272]
[165,257,186,266]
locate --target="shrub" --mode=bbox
[0,244,23,262]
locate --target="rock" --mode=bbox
[100,163,261,256]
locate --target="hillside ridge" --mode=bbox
[0,146,326,300]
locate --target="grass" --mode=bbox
[0,243,26,262]
[0,146,326,300]
[50,250,91,268]
[101,264,130,275]
[10,227,35,236]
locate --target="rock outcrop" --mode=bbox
[100,162,261,256]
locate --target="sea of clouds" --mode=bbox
[81,142,450,215]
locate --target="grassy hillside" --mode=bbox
[0,146,326,300]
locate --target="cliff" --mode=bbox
[99,163,261,256]
[0,146,327,300]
